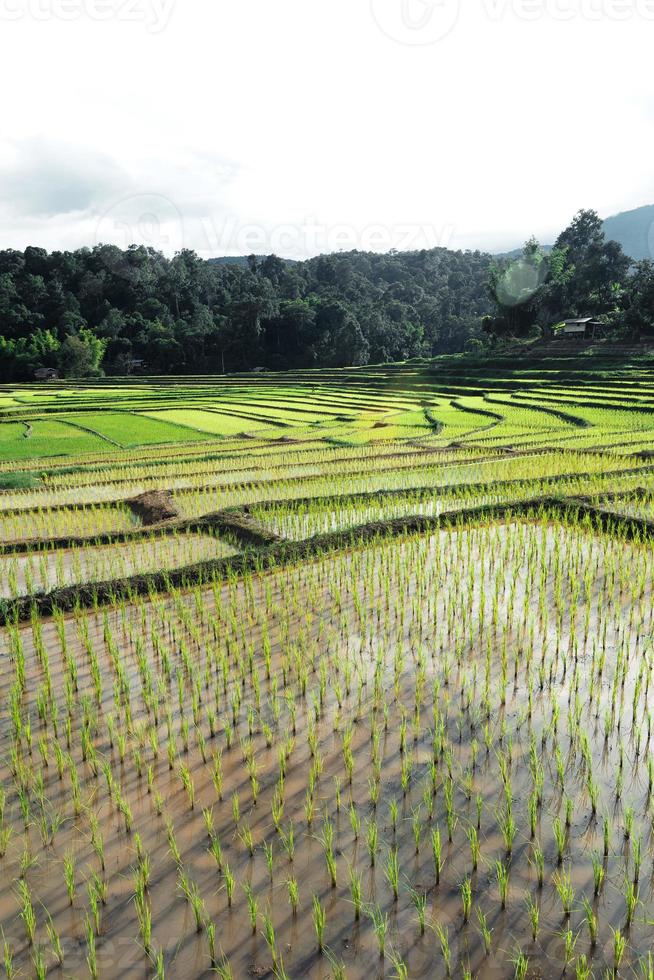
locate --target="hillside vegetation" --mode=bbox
[1,210,653,380]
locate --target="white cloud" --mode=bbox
[0,0,652,257]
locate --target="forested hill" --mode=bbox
[2,208,652,380]
[0,245,494,379]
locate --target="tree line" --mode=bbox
[0,209,651,379]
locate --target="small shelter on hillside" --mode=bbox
[34,367,59,381]
[559,318,603,339]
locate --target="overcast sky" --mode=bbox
[1,0,653,259]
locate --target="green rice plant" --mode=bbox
[431,826,444,885]
[312,895,326,952]
[263,841,274,881]
[575,954,592,980]
[31,945,46,980]
[213,951,234,980]
[209,834,223,873]
[624,879,639,927]
[389,950,408,980]
[581,896,597,946]
[348,866,363,920]
[385,847,400,901]
[152,949,165,978]
[16,880,37,945]
[525,894,539,941]
[223,864,235,908]
[560,928,577,970]
[495,860,509,910]
[134,890,152,955]
[238,824,255,858]
[63,850,76,905]
[261,909,279,970]
[368,904,389,960]
[349,802,360,840]
[637,952,653,980]
[435,923,451,975]
[280,822,295,862]
[612,927,626,973]
[633,835,642,883]
[243,884,258,932]
[476,906,492,955]
[552,867,575,917]
[591,852,605,896]
[286,878,299,915]
[510,948,528,980]
[467,825,481,871]
[205,919,217,967]
[461,876,472,923]
[498,807,517,856]
[624,806,634,840]
[324,949,347,980]
[366,819,378,867]
[411,889,427,934]
[85,915,98,980]
[553,816,567,864]
[389,799,398,835]
[1,930,15,980]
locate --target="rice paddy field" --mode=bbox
[4,361,654,978]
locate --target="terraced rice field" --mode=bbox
[3,363,654,979]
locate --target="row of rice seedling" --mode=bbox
[172,450,645,519]
[38,441,451,490]
[0,528,238,598]
[0,444,489,514]
[0,502,139,544]
[246,466,654,540]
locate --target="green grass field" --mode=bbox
[3,360,654,979]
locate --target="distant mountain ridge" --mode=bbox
[208,205,654,267]
[498,204,654,262]
[602,204,654,261]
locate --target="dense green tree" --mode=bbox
[58,329,107,377]
[0,211,639,380]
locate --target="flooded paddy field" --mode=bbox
[1,520,653,978]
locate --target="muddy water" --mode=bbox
[0,522,653,978]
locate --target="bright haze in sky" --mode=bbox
[0,0,653,259]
